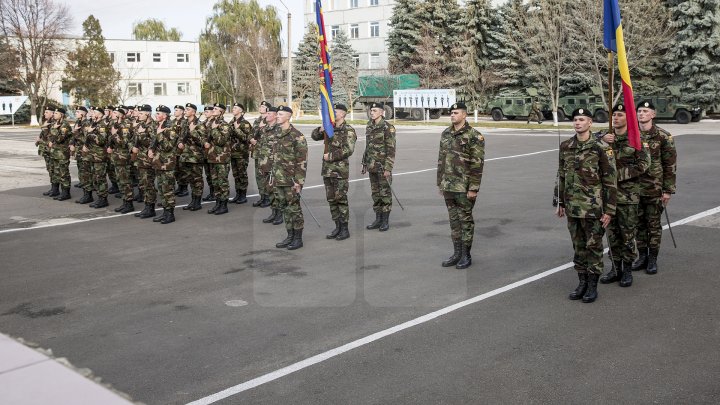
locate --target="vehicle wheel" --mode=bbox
[491,109,504,121]
[429,110,441,119]
[506,115,516,120]
[675,110,691,124]
[396,111,410,119]
[594,110,609,123]
[410,108,424,121]
[383,105,394,119]
[557,109,566,122]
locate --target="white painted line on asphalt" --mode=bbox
[187,204,720,405]
[0,148,559,234]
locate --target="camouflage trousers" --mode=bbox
[139,167,157,204]
[527,111,542,123]
[78,159,93,191]
[637,196,664,252]
[444,191,477,246]
[260,172,277,208]
[156,170,176,209]
[203,161,212,189]
[106,160,117,184]
[369,171,392,213]
[42,154,53,182]
[231,155,249,191]
[174,158,187,186]
[567,217,605,275]
[130,165,139,187]
[607,204,639,262]
[324,177,350,222]
[91,161,108,198]
[183,162,205,197]
[275,186,303,231]
[114,163,134,201]
[51,159,71,189]
[254,158,263,194]
[209,163,229,200]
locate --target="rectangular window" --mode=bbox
[177,82,190,95]
[128,82,142,96]
[281,69,287,83]
[109,52,115,63]
[370,0,379,6]
[154,82,167,96]
[177,53,189,63]
[127,52,140,62]
[331,25,339,40]
[369,53,380,69]
[505,99,512,105]
[153,53,161,62]
[370,22,380,37]
[352,54,360,68]
[515,99,524,105]
[350,24,359,39]
[350,0,358,8]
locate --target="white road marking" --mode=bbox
[186,205,720,405]
[0,148,558,234]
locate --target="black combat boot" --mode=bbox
[287,228,304,250]
[272,211,283,225]
[119,201,135,214]
[234,189,247,204]
[177,185,189,197]
[93,196,109,208]
[208,198,220,214]
[139,203,156,219]
[455,244,472,269]
[619,260,633,287]
[379,211,390,232]
[75,191,93,204]
[114,202,126,212]
[442,240,462,267]
[569,273,588,300]
[133,189,143,202]
[108,182,119,194]
[183,196,196,211]
[160,208,175,224]
[366,212,382,230]
[55,187,71,201]
[582,274,599,303]
[190,196,202,211]
[214,200,229,215]
[263,209,278,223]
[135,203,150,217]
[74,182,83,188]
[260,195,271,208]
[631,248,649,271]
[44,183,59,196]
[336,221,350,241]
[326,220,341,239]
[252,194,265,207]
[276,229,294,248]
[114,190,122,198]
[202,186,215,202]
[646,248,659,274]
[600,261,622,284]
[153,209,168,222]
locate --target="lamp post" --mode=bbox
[279,0,292,116]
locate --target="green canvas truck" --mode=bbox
[357,74,443,120]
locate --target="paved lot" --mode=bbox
[1,122,719,404]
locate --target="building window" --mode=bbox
[331,25,339,40]
[109,52,115,63]
[370,22,379,37]
[350,0,358,8]
[154,82,167,96]
[128,83,142,96]
[281,69,287,83]
[127,52,140,63]
[370,0,379,5]
[177,53,189,63]
[177,82,190,95]
[350,24,359,39]
[352,54,360,68]
[153,53,161,62]
[370,53,380,69]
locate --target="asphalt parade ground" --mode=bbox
[1,122,719,404]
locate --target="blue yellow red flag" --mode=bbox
[315,0,336,138]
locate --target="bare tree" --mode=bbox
[409,29,449,89]
[0,0,71,125]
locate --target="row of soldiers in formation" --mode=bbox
[556,100,677,303]
[35,101,398,251]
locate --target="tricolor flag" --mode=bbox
[603,0,641,150]
[315,0,336,138]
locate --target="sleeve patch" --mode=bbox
[606,149,614,157]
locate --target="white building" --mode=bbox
[304,0,395,75]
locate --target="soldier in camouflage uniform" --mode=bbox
[47,108,73,201]
[108,107,135,214]
[204,103,232,215]
[250,101,270,206]
[272,106,308,250]
[148,105,177,224]
[597,104,650,287]
[556,108,617,303]
[362,102,396,231]
[73,107,95,203]
[631,101,677,274]
[104,105,120,196]
[126,105,142,202]
[201,105,215,201]
[179,103,208,212]
[131,105,159,219]
[171,105,190,198]
[84,107,110,209]
[229,102,252,204]
[311,103,357,241]
[437,102,485,269]
[527,99,543,125]
[37,107,56,196]
[256,107,279,216]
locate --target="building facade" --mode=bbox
[304,0,395,75]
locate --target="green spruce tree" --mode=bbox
[330,29,358,108]
[293,24,320,110]
[387,0,421,73]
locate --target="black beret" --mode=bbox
[571,108,593,119]
[44,106,54,111]
[450,102,467,110]
[277,105,293,114]
[213,103,226,110]
[75,106,88,113]
[185,103,197,111]
[104,105,114,110]
[90,106,103,112]
[203,105,213,111]
[637,100,655,111]
[267,106,278,112]
[135,105,143,110]
[260,101,271,108]
[54,107,66,115]
[115,108,127,115]
[612,104,625,113]
[155,105,171,114]
[334,103,348,112]
[232,102,245,110]
[139,104,152,112]
[370,102,384,109]
[174,105,185,110]
[125,105,135,110]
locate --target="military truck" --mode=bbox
[634,86,702,124]
[546,88,609,123]
[357,74,443,120]
[485,88,543,121]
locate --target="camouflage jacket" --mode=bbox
[252,116,266,142]
[557,135,617,218]
[171,117,187,157]
[257,124,279,173]
[179,116,207,164]
[131,119,158,169]
[150,120,177,171]
[48,120,73,161]
[271,124,308,187]
[230,116,253,158]
[69,120,86,160]
[596,131,650,204]
[36,120,53,156]
[362,118,396,173]
[639,125,677,197]
[204,117,231,164]
[437,122,485,193]
[310,122,357,179]
[84,120,109,163]
[109,119,133,165]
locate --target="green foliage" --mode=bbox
[132,18,182,41]
[388,0,421,73]
[0,38,21,94]
[293,24,320,110]
[62,15,120,106]
[330,29,358,106]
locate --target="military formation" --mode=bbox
[555,101,677,303]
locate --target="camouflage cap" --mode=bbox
[185,103,197,111]
[174,104,185,110]
[612,104,625,113]
[277,105,293,114]
[637,100,655,111]
[450,102,467,111]
[571,108,593,119]
[370,102,384,109]
[54,107,66,115]
[334,103,348,112]
[155,105,171,114]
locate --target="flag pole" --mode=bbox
[608,52,614,134]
